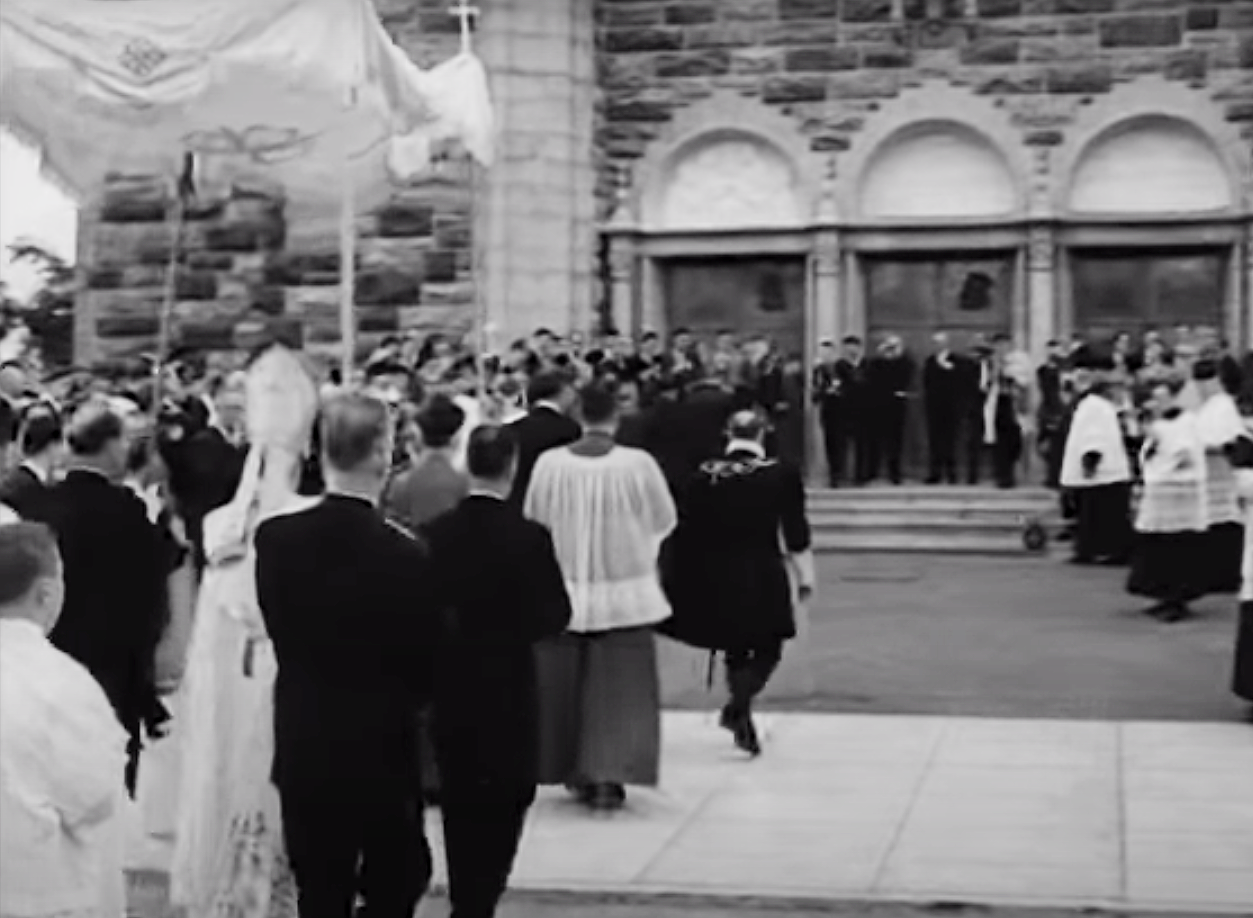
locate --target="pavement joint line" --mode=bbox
[1114,723,1129,901]
[869,713,948,893]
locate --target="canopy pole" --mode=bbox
[154,153,195,417]
[339,168,356,385]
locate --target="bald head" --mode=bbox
[321,392,392,484]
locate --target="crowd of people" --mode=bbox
[0,325,814,918]
[0,317,1250,918]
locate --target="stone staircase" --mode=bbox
[808,485,1062,556]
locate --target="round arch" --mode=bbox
[644,130,805,232]
[857,120,1020,220]
[1066,115,1237,216]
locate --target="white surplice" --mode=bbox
[1061,393,1131,488]
[524,445,676,633]
[0,619,129,918]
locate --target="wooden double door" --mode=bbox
[863,251,1016,478]
[662,256,806,358]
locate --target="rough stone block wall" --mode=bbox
[78,0,476,366]
[595,0,1253,214]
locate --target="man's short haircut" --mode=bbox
[416,394,465,449]
[365,360,411,382]
[842,335,862,347]
[466,425,518,480]
[672,326,691,338]
[66,401,124,457]
[321,393,391,473]
[579,382,618,426]
[640,331,659,343]
[0,523,59,606]
[19,403,62,456]
[1192,357,1219,382]
[533,327,554,339]
[527,369,570,406]
[728,409,767,442]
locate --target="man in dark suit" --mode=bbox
[256,393,435,918]
[0,402,61,520]
[507,369,580,506]
[866,334,915,485]
[41,401,173,796]
[660,411,813,757]
[426,425,572,918]
[923,332,968,485]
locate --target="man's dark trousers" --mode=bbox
[440,775,534,918]
[281,774,431,918]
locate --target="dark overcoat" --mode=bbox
[660,447,811,652]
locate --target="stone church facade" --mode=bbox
[77,0,1253,366]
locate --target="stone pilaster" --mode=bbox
[1244,222,1253,351]
[607,232,637,336]
[813,229,841,347]
[1026,223,1057,361]
[478,0,596,342]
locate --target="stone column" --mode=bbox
[1244,222,1253,351]
[813,229,841,345]
[1026,223,1057,361]
[606,230,637,335]
[478,0,596,340]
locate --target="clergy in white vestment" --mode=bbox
[170,344,319,918]
[1192,358,1245,596]
[1231,423,1253,707]
[0,522,129,918]
[1060,362,1132,565]
[0,502,17,524]
[1126,378,1207,622]
[524,382,677,812]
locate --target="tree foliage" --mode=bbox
[3,240,75,368]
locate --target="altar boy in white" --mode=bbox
[525,382,677,812]
[0,523,128,918]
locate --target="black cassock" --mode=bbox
[256,495,436,918]
[661,448,811,653]
[42,470,173,796]
[507,405,581,507]
[425,494,572,918]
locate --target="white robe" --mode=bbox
[525,445,676,633]
[1061,393,1131,488]
[0,620,128,918]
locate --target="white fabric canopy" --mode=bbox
[0,0,494,211]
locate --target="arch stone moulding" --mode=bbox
[838,81,1032,223]
[626,90,829,232]
[1054,77,1251,218]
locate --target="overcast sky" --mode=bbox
[0,132,78,299]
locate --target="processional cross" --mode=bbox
[449,0,480,54]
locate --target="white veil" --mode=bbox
[170,344,317,915]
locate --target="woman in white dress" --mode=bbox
[170,345,320,918]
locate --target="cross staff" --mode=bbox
[449,0,480,54]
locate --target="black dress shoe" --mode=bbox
[733,714,762,757]
[589,783,626,811]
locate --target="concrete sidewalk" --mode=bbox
[129,711,1253,915]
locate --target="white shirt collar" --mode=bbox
[726,439,766,459]
[0,618,45,641]
[534,400,563,415]
[468,489,506,501]
[20,461,48,484]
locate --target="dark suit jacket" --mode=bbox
[662,448,811,651]
[160,424,246,566]
[425,495,571,791]
[923,353,972,416]
[43,470,171,740]
[256,495,435,795]
[383,451,469,536]
[0,464,49,520]
[507,405,580,506]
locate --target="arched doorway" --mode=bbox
[850,119,1025,476]
[1061,116,1241,345]
[647,131,810,359]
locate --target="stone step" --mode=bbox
[811,512,1034,532]
[809,502,1055,519]
[812,529,1050,556]
[807,486,1054,504]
